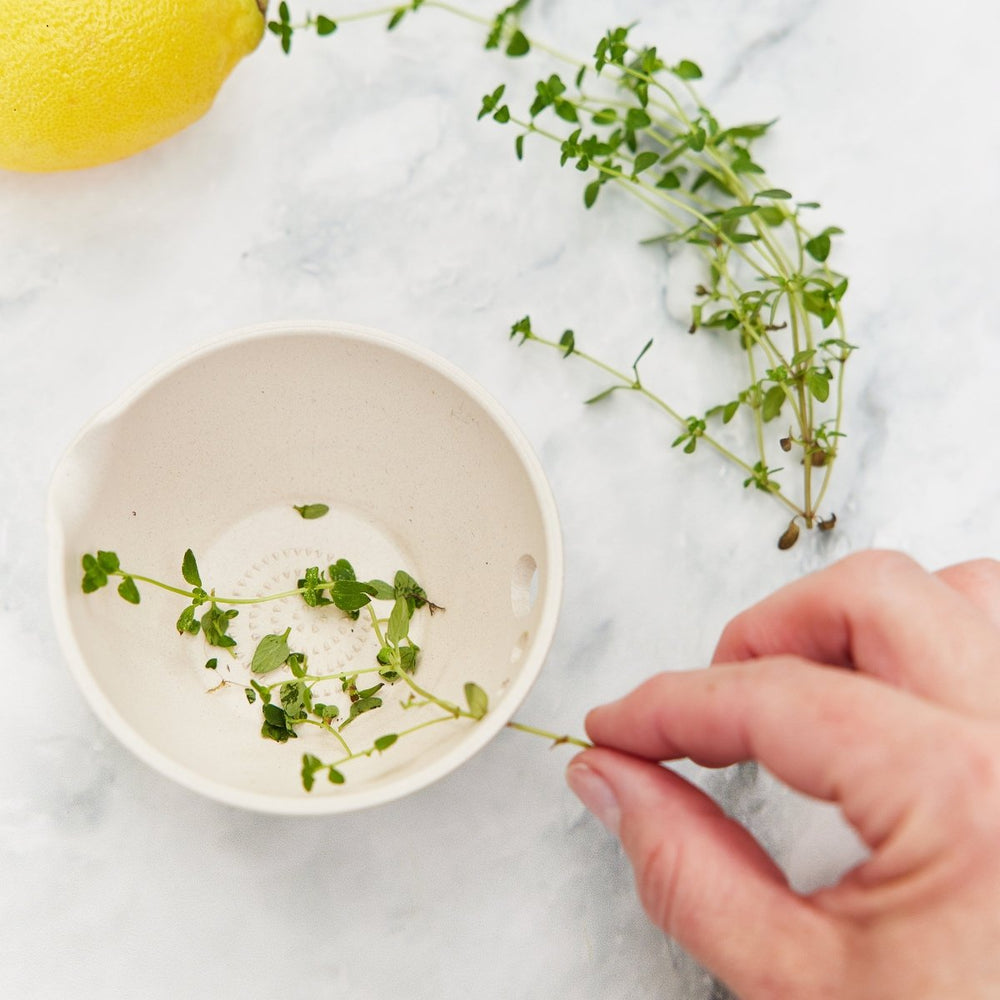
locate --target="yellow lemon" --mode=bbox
[0,0,267,172]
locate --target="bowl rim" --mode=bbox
[47,319,564,815]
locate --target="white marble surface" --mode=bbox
[3,1,1000,997]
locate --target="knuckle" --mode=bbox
[930,726,1000,834]
[946,556,1000,579]
[834,548,922,584]
[959,731,1000,813]
[938,557,1000,596]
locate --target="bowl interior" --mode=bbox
[48,323,561,813]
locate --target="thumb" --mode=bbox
[567,748,837,996]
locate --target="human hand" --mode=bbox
[566,551,1000,998]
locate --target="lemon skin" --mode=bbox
[0,0,266,172]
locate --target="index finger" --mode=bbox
[585,659,950,850]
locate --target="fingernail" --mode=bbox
[566,762,621,836]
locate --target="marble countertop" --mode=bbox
[3,1,999,997]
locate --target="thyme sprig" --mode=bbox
[81,541,586,791]
[271,0,856,547]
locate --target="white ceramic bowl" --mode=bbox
[48,321,562,814]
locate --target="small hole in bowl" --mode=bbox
[510,631,529,664]
[510,554,538,619]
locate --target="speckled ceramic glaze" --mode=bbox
[48,321,563,814]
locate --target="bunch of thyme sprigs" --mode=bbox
[269,0,855,548]
[80,520,584,791]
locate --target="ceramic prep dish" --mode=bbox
[48,321,562,814]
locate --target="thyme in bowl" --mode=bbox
[80,543,585,791]
[271,0,855,547]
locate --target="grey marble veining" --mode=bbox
[3,1,999,997]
